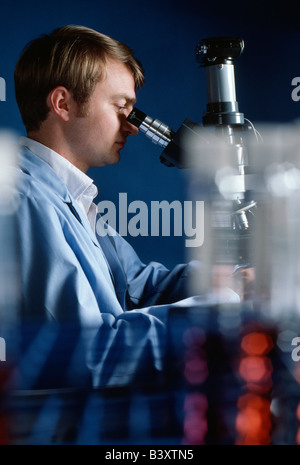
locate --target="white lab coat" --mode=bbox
[12,148,205,388]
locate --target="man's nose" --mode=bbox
[123,118,139,136]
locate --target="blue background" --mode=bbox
[0,0,299,269]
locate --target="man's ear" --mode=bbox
[47,86,72,122]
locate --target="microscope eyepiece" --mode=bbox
[127,107,148,129]
[127,107,175,148]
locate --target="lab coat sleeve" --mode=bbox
[104,226,203,308]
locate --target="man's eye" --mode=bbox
[116,105,126,111]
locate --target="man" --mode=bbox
[12,25,239,390]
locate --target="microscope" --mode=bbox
[128,38,300,444]
[127,37,258,266]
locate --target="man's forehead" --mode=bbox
[100,59,137,99]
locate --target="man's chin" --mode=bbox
[95,151,121,168]
[112,151,121,164]
[104,152,121,166]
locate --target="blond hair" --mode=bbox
[14,25,144,132]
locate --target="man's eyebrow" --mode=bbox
[112,93,136,105]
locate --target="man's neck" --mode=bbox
[27,130,89,173]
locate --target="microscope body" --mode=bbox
[127,37,257,265]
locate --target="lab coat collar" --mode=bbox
[19,147,72,202]
[19,136,98,209]
[18,147,101,249]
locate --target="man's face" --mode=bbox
[67,59,138,171]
